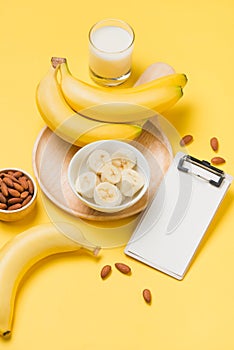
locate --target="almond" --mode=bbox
[13,171,23,178]
[0,203,7,210]
[143,289,152,304]
[21,195,32,207]
[18,176,28,190]
[115,262,131,274]
[8,197,23,205]
[100,265,112,279]
[0,193,6,204]
[7,203,22,211]
[8,188,21,198]
[1,182,9,197]
[211,157,225,165]
[180,134,193,146]
[210,137,219,152]
[27,179,34,194]
[20,191,29,199]
[13,182,24,192]
[3,177,14,187]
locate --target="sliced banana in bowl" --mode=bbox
[99,163,121,184]
[111,148,137,171]
[118,168,145,197]
[94,182,123,207]
[68,140,150,213]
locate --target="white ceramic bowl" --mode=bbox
[68,140,150,213]
[0,168,37,222]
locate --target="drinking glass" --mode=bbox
[89,19,135,86]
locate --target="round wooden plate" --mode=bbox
[32,121,172,221]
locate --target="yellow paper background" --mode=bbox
[0,0,234,349]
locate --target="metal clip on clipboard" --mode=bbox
[178,155,225,188]
[125,152,232,280]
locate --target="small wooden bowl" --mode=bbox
[0,168,37,222]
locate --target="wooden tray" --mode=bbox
[32,122,172,221]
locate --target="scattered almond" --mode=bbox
[115,262,131,274]
[143,289,152,304]
[180,134,193,146]
[210,137,219,152]
[211,157,225,165]
[100,265,112,279]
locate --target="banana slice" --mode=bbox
[94,182,122,207]
[119,169,145,197]
[111,148,137,171]
[75,171,99,198]
[100,163,121,184]
[87,149,111,174]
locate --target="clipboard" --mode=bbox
[125,152,233,280]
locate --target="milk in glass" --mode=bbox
[89,19,134,86]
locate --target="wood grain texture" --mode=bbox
[32,123,172,221]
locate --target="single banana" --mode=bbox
[87,149,111,174]
[100,163,121,184]
[119,168,145,197]
[75,171,99,198]
[36,66,142,147]
[55,57,187,123]
[0,223,100,338]
[111,148,137,171]
[94,182,122,207]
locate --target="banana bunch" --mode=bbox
[0,223,100,338]
[36,57,187,146]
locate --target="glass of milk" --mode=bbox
[89,19,135,86]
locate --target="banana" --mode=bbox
[75,171,99,198]
[55,57,186,123]
[118,168,145,197]
[87,149,111,174]
[94,182,122,207]
[0,223,100,338]
[36,66,142,147]
[100,163,121,184]
[111,148,137,170]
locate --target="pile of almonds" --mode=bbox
[180,135,226,165]
[0,170,34,211]
[100,262,152,304]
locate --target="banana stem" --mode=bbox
[2,330,11,338]
[53,222,101,255]
[82,245,101,256]
[51,57,66,68]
